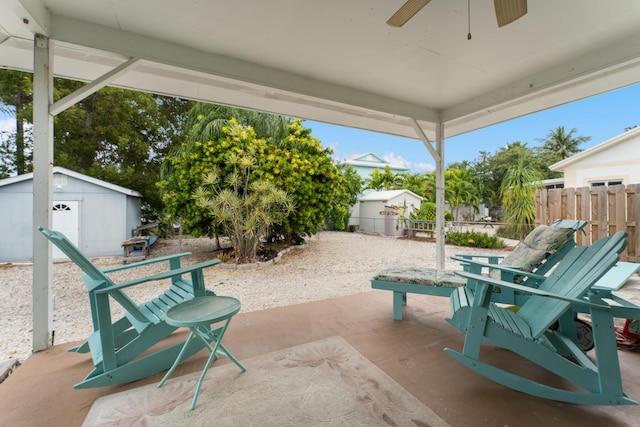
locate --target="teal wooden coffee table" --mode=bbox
[158,295,246,409]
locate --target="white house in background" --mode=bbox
[353,189,423,236]
[549,126,640,188]
[0,166,142,262]
[339,152,409,180]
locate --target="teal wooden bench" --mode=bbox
[39,226,222,389]
[371,219,587,320]
[445,231,636,405]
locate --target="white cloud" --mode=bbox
[409,161,436,173]
[0,117,15,134]
[381,152,410,168]
[382,152,435,174]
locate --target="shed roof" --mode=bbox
[549,126,640,172]
[359,189,424,203]
[0,166,143,197]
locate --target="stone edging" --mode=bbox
[217,243,308,270]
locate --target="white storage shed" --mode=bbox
[0,167,142,262]
[356,189,423,236]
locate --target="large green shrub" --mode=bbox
[159,116,340,242]
[192,122,295,263]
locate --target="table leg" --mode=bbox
[158,312,246,410]
[158,330,197,388]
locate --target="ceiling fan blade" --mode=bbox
[387,0,432,27]
[494,0,527,27]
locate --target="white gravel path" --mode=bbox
[0,231,515,363]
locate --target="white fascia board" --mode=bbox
[53,167,143,197]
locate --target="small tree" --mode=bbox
[500,158,543,240]
[193,123,294,263]
[446,168,480,223]
[325,164,362,231]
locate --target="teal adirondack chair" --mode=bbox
[445,231,636,405]
[372,219,588,320]
[39,226,221,389]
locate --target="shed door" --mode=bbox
[52,201,79,259]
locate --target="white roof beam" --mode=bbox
[48,14,440,125]
[411,118,440,163]
[50,57,141,116]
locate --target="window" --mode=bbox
[53,203,72,211]
[590,180,623,188]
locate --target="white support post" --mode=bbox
[434,123,445,270]
[32,34,54,352]
[410,119,446,270]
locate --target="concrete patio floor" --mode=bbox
[2,291,640,426]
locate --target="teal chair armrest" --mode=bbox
[102,252,192,273]
[94,259,221,294]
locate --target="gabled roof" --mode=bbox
[359,189,424,203]
[352,152,386,164]
[342,152,409,171]
[0,166,143,197]
[550,126,640,171]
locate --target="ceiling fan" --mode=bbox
[387,0,527,28]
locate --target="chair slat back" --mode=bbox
[518,231,627,338]
[38,226,113,289]
[39,226,151,329]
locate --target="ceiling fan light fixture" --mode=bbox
[494,0,527,27]
[387,0,432,27]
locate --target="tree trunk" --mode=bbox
[15,92,25,175]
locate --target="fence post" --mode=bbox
[627,184,640,263]
[562,187,576,221]
[608,185,626,260]
[536,189,547,225]
[548,188,561,222]
[576,187,590,246]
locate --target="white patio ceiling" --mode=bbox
[3,0,640,354]
[2,0,640,141]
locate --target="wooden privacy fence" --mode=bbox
[536,184,640,262]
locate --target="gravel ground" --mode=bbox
[0,231,516,363]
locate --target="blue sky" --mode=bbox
[306,83,640,173]
[1,83,638,174]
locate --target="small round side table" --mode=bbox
[158,295,246,409]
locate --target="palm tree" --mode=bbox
[537,126,590,161]
[421,172,437,203]
[364,168,384,191]
[379,166,402,190]
[365,166,402,191]
[397,172,429,198]
[186,103,290,144]
[161,103,290,184]
[445,168,481,223]
[500,158,544,240]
